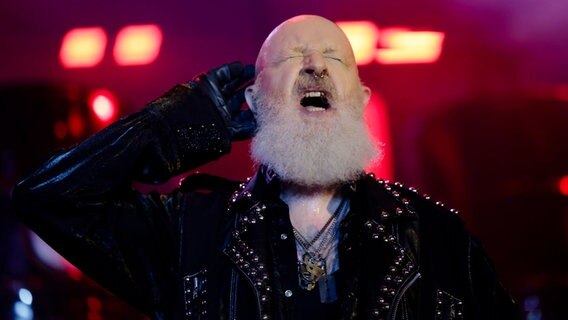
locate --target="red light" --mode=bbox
[364,94,394,180]
[559,175,568,196]
[60,27,107,68]
[337,21,380,65]
[87,296,102,312]
[68,111,86,138]
[376,28,445,64]
[113,24,162,66]
[89,89,118,124]
[87,296,103,320]
[64,260,83,281]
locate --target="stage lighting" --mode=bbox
[113,24,162,66]
[337,21,380,65]
[559,175,568,196]
[377,28,445,64]
[60,27,107,68]
[89,89,118,126]
[68,110,86,139]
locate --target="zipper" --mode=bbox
[389,271,421,320]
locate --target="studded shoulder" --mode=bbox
[366,172,460,217]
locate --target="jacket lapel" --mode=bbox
[340,174,420,320]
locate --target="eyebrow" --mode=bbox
[323,48,337,54]
[290,46,306,54]
[289,46,338,55]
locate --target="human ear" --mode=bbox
[362,85,371,107]
[244,85,257,114]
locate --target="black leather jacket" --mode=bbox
[12,84,518,320]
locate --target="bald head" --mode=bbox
[245,14,370,119]
[255,15,358,75]
[248,15,378,187]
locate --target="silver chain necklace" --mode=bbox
[292,196,347,302]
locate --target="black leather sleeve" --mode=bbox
[11,83,232,319]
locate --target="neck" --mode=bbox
[280,181,339,196]
[280,183,342,240]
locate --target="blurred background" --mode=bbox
[1,0,567,319]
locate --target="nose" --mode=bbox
[302,52,328,77]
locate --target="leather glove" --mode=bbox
[191,62,256,141]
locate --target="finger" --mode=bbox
[211,64,233,85]
[214,61,245,84]
[242,64,255,79]
[227,61,245,77]
[233,110,256,133]
[222,64,255,95]
[226,89,246,114]
[238,109,256,123]
[227,62,254,79]
[231,109,257,140]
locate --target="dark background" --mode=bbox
[1,0,567,319]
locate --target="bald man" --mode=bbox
[13,15,518,320]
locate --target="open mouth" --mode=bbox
[300,91,330,111]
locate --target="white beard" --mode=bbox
[250,83,380,188]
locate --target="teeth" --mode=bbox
[304,91,325,98]
[305,106,326,112]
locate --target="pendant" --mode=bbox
[298,253,326,291]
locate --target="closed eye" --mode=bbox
[324,56,343,62]
[284,55,303,61]
[273,55,302,66]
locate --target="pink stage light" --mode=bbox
[337,21,380,65]
[89,89,118,125]
[92,94,114,121]
[113,24,162,66]
[60,27,107,68]
[376,28,445,64]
